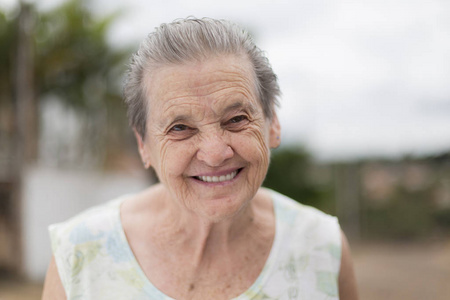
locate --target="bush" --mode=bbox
[264,146,335,214]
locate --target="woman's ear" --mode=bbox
[269,113,281,149]
[133,128,151,169]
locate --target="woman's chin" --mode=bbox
[192,196,249,223]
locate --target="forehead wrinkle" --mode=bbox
[147,55,261,128]
[203,73,255,100]
[158,101,205,127]
[162,72,255,102]
[151,73,254,116]
[158,80,256,121]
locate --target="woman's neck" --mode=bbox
[153,183,265,264]
[121,183,275,299]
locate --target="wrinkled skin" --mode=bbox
[136,54,280,222]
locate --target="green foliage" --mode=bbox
[360,156,450,240]
[34,0,129,111]
[263,146,335,214]
[0,11,15,104]
[433,209,450,229]
[32,0,134,167]
[0,1,136,168]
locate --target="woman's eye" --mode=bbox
[228,115,247,124]
[224,115,249,131]
[170,124,189,132]
[168,124,197,139]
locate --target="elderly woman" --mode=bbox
[43,18,358,299]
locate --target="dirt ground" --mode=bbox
[0,279,42,300]
[352,239,450,300]
[0,239,449,300]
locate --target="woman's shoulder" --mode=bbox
[265,188,341,252]
[50,196,125,232]
[252,189,342,299]
[48,194,133,257]
[120,183,165,218]
[265,188,338,224]
[47,192,153,298]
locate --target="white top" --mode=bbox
[49,190,341,300]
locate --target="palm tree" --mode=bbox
[0,0,132,276]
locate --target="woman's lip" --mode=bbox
[192,168,242,177]
[192,168,243,184]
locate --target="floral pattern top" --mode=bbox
[49,189,341,300]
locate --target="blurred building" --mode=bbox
[335,154,450,240]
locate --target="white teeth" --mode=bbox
[199,170,238,183]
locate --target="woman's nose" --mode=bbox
[196,132,234,167]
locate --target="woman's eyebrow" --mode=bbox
[222,101,256,115]
[159,115,190,128]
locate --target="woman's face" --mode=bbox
[137,55,280,221]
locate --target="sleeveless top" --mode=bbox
[49,190,342,300]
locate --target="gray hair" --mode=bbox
[123,17,280,139]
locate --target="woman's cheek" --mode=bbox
[241,125,271,184]
[158,143,192,202]
[245,123,271,161]
[154,140,168,181]
[155,138,182,184]
[160,138,196,179]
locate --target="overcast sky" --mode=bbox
[3,0,450,160]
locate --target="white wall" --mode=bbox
[22,166,150,281]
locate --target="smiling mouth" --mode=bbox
[194,168,242,183]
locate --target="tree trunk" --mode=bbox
[11,2,37,277]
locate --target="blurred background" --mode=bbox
[0,0,449,299]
